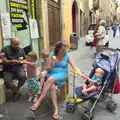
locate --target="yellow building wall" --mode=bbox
[41,0,47,49]
[62,0,82,44]
[63,0,72,44]
[42,0,83,47]
[42,0,72,48]
[62,0,89,44]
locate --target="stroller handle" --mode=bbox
[116,48,120,51]
[70,69,79,75]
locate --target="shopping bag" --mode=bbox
[114,77,120,94]
[91,37,97,49]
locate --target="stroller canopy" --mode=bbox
[94,48,119,72]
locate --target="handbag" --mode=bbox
[114,77,120,94]
[91,36,97,49]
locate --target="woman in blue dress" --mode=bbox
[30,41,85,119]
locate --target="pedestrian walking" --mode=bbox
[118,24,120,35]
[112,23,118,37]
[95,20,106,53]
[116,25,120,37]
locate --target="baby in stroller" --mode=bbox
[82,68,105,95]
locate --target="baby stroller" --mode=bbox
[66,48,119,120]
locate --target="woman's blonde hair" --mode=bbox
[27,52,37,61]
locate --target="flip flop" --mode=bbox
[0,114,4,119]
[53,113,59,120]
[30,105,39,112]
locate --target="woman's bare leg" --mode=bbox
[50,84,58,119]
[31,76,56,110]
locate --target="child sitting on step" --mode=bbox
[40,49,56,92]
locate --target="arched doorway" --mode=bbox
[80,9,83,36]
[72,1,78,33]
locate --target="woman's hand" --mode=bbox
[69,56,84,78]
[80,73,86,78]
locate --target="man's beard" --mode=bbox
[11,46,19,52]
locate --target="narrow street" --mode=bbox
[59,29,120,120]
[0,0,120,120]
[1,29,120,120]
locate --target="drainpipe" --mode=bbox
[35,0,43,58]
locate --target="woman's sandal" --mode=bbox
[53,113,59,120]
[30,105,39,112]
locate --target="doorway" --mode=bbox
[48,0,60,46]
[80,9,83,37]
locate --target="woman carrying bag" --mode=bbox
[95,20,106,53]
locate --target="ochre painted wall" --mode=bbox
[63,0,72,44]
[41,0,47,49]
[63,0,82,44]
[42,0,86,47]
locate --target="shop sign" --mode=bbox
[1,13,12,39]
[29,19,39,39]
[30,0,36,19]
[9,0,28,31]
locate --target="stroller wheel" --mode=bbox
[81,113,93,120]
[106,101,117,112]
[66,103,76,113]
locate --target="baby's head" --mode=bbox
[27,52,37,62]
[41,49,49,61]
[95,68,104,77]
